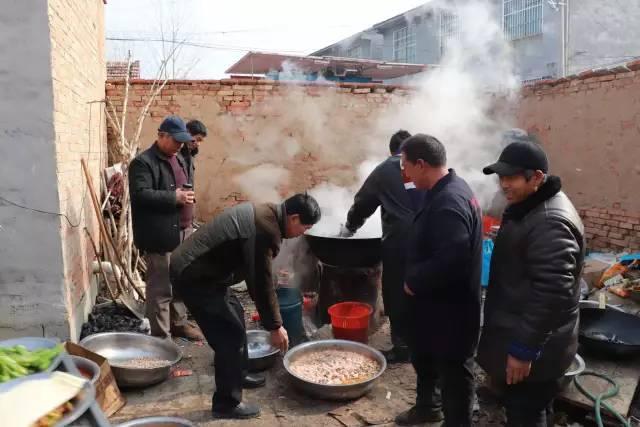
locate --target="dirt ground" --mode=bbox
[108,288,518,426]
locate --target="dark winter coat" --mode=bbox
[170,203,286,331]
[129,143,193,253]
[404,169,483,358]
[346,155,425,249]
[478,176,585,382]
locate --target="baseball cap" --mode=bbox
[158,115,193,143]
[483,139,549,176]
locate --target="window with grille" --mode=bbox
[503,0,544,40]
[440,11,460,55]
[347,45,363,59]
[393,26,416,63]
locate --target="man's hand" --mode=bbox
[404,283,415,296]
[338,224,354,238]
[506,355,532,385]
[270,326,289,354]
[176,188,195,205]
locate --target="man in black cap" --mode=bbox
[478,130,585,426]
[128,115,205,341]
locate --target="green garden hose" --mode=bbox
[573,371,630,427]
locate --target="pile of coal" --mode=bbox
[80,303,148,339]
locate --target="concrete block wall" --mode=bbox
[48,0,106,340]
[0,0,105,340]
[0,1,66,338]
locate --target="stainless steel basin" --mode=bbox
[79,332,181,388]
[283,339,386,400]
[247,330,279,372]
[116,416,195,427]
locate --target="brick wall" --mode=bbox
[105,79,411,218]
[107,60,140,80]
[518,59,640,252]
[106,70,640,252]
[48,0,106,339]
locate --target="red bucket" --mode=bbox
[482,215,501,236]
[328,302,373,343]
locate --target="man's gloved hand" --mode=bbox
[338,224,355,238]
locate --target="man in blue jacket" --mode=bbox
[395,134,482,426]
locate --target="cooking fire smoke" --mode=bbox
[232,0,520,239]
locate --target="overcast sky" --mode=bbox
[105,0,429,79]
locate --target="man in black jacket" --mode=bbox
[478,134,585,426]
[183,119,207,189]
[128,115,204,340]
[395,134,482,426]
[170,194,321,420]
[341,130,425,363]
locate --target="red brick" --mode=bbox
[610,238,630,247]
[609,232,624,239]
[620,222,635,230]
[605,220,619,227]
[626,59,640,71]
[586,217,606,225]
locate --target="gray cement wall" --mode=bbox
[567,0,640,75]
[0,1,68,338]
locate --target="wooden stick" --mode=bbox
[102,239,124,297]
[84,227,117,302]
[82,158,146,301]
[120,53,133,152]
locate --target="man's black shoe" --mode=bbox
[242,373,266,389]
[212,402,261,420]
[395,405,444,425]
[382,346,410,364]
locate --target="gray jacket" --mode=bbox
[346,155,424,247]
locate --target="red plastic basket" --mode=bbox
[328,302,373,343]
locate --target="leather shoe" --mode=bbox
[382,346,410,364]
[212,402,261,420]
[395,405,444,425]
[242,373,266,389]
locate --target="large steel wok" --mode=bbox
[579,306,640,358]
[305,232,381,268]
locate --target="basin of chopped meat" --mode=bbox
[289,349,381,385]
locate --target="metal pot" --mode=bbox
[283,339,386,400]
[79,332,182,388]
[579,307,640,358]
[247,330,279,372]
[559,353,586,390]
[304,232,381,268]
[116,416,195,427]
[70,355,101,385]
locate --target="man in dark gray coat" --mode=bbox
[478,134,585,426]
[170,194,321,420]
[341,130,425,363]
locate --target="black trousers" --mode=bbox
[502,379,561,427]
[179,284,248,410]
[381,247,408,348]
[411,351,475,427]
